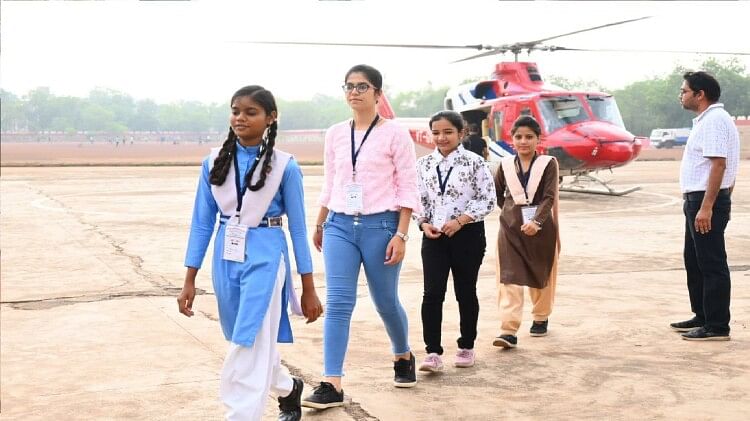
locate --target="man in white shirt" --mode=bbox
[671,71,740,341]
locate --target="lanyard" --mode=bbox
[515,153,538,201]
[350,114,380,179]
[436,164,454,196]
[233,145,264,218]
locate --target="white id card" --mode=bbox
[521,205,538,225]
[432,205,448,231]
[345,183,364,213]
[223,223,248,262]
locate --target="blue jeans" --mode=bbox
[322,211,410,376]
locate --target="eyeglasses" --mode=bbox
[342,83,374,94]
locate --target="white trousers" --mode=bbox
[219,257,294,421]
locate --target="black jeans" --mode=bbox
[683,191,732,333]
[421,221,486,355]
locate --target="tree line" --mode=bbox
[1,58,748,137]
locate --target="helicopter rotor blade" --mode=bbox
[526,16,652,45]
[451,48,509,63]
[548,46,750,55]
[245,40,491,50]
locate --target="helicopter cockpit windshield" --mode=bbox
[538,96,588,133]
[586,95,625,128]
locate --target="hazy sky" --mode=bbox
[2,0,749,104]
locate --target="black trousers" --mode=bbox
[421,221,486,355]
[683,190,732,333]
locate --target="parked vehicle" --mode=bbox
[649,128,690,149]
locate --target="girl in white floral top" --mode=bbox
[414,111,496,372]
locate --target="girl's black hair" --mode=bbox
[345,64,383,91]
[429,110,465,132]
[209,85,278,191]
[511,115,542,137]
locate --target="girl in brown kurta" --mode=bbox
[492,116,560,349]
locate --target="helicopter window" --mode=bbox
[586,95,625,128]
[519,107,531,116]
[538,96,588,133]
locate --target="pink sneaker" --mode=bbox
[454,348,475,368]
[418,353,444,372]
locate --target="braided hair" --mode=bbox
[209,85,278,191]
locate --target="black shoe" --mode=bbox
[681,327,730,341]
[670,317,704,332]
[301,382,344,409]
[393,353,417,388]
[530,320,548,337]
[278,377,303,421]
[492,334,517,349]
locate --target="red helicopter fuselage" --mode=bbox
[390,62,644,176]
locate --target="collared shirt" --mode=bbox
[414,145,496,224]
[318,119,422,214]
[185,142,313,274]
[680,103,740,193]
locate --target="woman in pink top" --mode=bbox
[302,64,421,409]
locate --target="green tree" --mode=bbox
[391,83,448,117]
[613,58,750,136]
[1,89,26,131]
[129,99,160,131]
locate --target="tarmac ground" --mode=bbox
[1,160,749,420]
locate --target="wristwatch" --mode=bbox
[395,231,410,241]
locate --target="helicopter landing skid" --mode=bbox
[559,173,641,196]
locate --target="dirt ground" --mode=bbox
[0,141,695,167]
[1,161,749,420]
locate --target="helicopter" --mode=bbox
[252,16,749,195]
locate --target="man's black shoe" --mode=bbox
[530,320,548,337]
[681,327,730,341]
[670,317,704,332]
[301,382,344,409]
[492,334,517,349]
[393,353,417,388]
[278,377,303,421]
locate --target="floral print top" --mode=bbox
[414,145,496,225]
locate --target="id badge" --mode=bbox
[521,205,538,225]
[223,222,248,263]
[345,183,364,214]
[432,205,448,231]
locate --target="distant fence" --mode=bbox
[0,130,326,144]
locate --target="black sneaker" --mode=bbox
[670,317,704,332]
[393,353,417,388]
[278,377,303,421]
[681,327,730,341]
[301,382,344,409]
[492,334,517,349]
[530,320,548,337]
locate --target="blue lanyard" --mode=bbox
[233,145,264,216]
[350,115,380,178]
[515,153,538,200]
[436,164,454,196]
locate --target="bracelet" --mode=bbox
[532,219,542,228]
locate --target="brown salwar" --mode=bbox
[494,155,560,335]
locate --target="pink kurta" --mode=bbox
[318,119,421,214]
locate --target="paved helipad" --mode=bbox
[1,160,748,420]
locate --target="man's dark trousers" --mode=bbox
[683,190,732,333]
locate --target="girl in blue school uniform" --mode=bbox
[177,85,323,421]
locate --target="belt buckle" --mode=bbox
[267,216,283,227]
